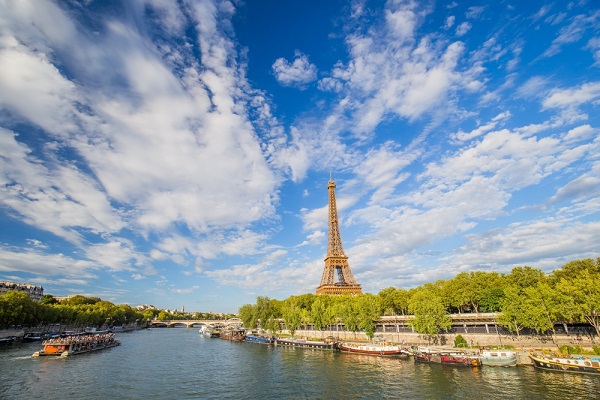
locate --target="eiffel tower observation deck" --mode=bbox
[316,175,362,295]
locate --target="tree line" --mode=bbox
[238,257,600,340]
[0,293,231,329]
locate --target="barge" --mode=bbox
[275,337,338,350]
[32,333,120,357]
[529,353,600,375]
[338,341,410,356]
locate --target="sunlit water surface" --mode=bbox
[2,329,599,399]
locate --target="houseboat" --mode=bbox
[479,349,518,367]
[32,333,120,357]
[219,328,246,341]
[245,333,275,344]
[414,347,481,367]
[529,353,600,375]
[275,337,338,350]
[338,341,410,356]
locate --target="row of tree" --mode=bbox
[238,258,600,340]
[0,293,232,329]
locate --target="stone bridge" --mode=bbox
[148,318,241,328]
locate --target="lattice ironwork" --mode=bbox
[316,177,362,295]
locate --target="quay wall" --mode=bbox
[283,329,598,350]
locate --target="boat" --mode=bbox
[219,328,246,341]
[32,332,120,357]
[413,347,481,367]
[338,341,410,356]
[23,332,44,342]
[479,349,518,367]
[529,352,600,375]
[275,337,338,350]
[245,332,275,344]
[0,336,17,345]
[201,325,221,338]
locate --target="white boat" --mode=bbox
[339,341,410,356]
[479,349,518,367]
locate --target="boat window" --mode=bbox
[491,353,497,356]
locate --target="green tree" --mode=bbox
[408,287,451,344]
[238,304,256,329]
[282,297,303,336]
[357,294,381,339]
[556,269,600,336]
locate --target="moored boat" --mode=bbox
[32,333,120,357]
[245,334,275,344]
[529,353,600,375]
[201,325,221,338]
[479,349,518,367]
[414,348,481,367]
[219,328,246,341]
[23,332,44,342]
[0,336,17,345]
[275,337,338,350]
[338,341,410,356]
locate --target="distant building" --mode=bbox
[0,281,44,302]
[135,304,156,311]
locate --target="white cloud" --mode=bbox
[455,22,471,37]
[542,82,600,109]
[272,50,317,87]
[0,245,99,280]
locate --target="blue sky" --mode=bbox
[0,1,598,313]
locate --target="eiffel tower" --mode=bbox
[316,175,362,295]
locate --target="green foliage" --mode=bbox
[454,334,468,348]
[408,288,451,340]
[559,345,585,355]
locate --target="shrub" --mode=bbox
[454,334,468,348]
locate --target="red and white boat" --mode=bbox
[338,341,410,356]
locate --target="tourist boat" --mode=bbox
[219,328,246,341]
[275,337,338,350]
[529,353,600,375]
[338,341,410,356]
[245,334,275,344]
[479,349,518,367]
[32,333,120,357]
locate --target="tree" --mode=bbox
[238,304,256,329]
[520,282,564,342]
[377,287,410,316]
[556,270,600,337]
[497,286,526,337]
[282,297,303,336]
[336,296,360,338]
[408,288,451,344]
[41,294,58,305]
[551,258,600,283]
[506,266,546,290]
[356,294,381,339]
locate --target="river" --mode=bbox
[1,328,599,399]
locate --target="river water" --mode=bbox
[1,328,599,399]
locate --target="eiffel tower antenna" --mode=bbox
[316,175,362,295]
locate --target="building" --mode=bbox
[0,281,44,301]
